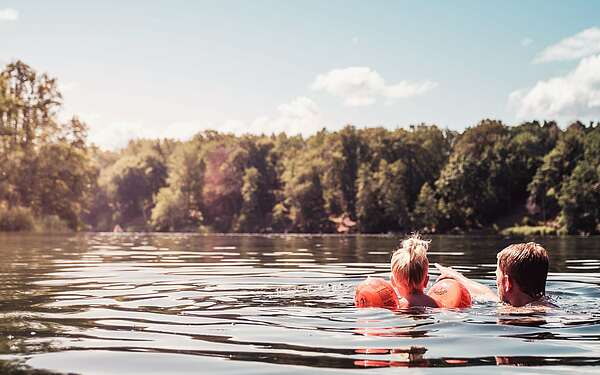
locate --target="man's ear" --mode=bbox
[503,274,512,293]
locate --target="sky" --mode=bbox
[1,1,600,149]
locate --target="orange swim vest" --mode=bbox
[354,277,399,310]
[427,278,472,308]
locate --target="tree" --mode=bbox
[0,60,62,150]
[102,141,170,229]
[285,167,329,232]
[234,137,279,231]
[151,141,204,231]
[0,61,96,230]
[33,141,96,229]
[559,163,600,234]
[235,167,262,232]
[506,121,559,203]
[559,126,600,234]
[356,159,410,232]
[527,122,585,221]
[323,126,362,218]
[434,120,510,229]
[412,183,439,231]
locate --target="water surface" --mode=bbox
[0,234,599,374]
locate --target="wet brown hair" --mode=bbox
[497,242,549,297]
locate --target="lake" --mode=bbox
[0,233,599,374]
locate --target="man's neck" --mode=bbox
[506,290,538,307]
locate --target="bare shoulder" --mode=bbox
[497,297,557,314]
[530,296,558,308]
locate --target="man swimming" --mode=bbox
[435,242,551,307]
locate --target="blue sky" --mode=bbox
[1,1,600,149]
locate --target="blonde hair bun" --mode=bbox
[390,234,431,292]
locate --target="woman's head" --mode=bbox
[391,234,430,295]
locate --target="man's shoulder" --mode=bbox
[528,295,558,308]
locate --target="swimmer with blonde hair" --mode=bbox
[390,234,439,308]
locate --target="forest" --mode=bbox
[1,61,599,235]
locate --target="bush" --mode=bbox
[500,225,558,236]
[0,206,72,232]
[0,206,35,231]
[33,214,71,233]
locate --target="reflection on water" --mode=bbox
[0,234,599,374]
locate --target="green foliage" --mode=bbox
[507,121,559,201]
[312,124,452,234]
[285,166,329,232]
[34,214,71,233]
[2,60,600,235]
[277,130,330,232]
[356,159,410,232]
[148,133,282,232]
[235,167,264,232]
[323,126,362,217]
[432,120,558,231]
[558,126,600,234]
[270,203,290,232]
[527,122,585,221]
[33,141,96,229]
[150,141,204,231]
[151,188,200,232]
[87,118,597,234]
[0,61,96,231]
[0,205,70,232]
[0,206,35,231]
[0,61,62,148]
[412,183,439,232]
[500,225,558,236]
[434,120,511,229]
[99,140,171,230]
[559,163,600,234]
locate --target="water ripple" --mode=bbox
[0,234,598,374]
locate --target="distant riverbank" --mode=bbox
[2,61,599,236]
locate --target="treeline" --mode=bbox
[0,61,95,231]
[1,61,599,234]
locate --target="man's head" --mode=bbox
[391,234,430,296]
[495,242,549,306]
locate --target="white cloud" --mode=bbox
[89,121,149,150]
[311,66,437,106]
[384,80,438,99]
[352,36,359,45]
[88,120,212,150]
[277,96,320,121]
[509,54,600,121]
[178,97,323,137]
[250,96,323,136]
[521,37,533,47]
[534,27,600,63]
[88,97,324,150]
[0,8,18,21]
